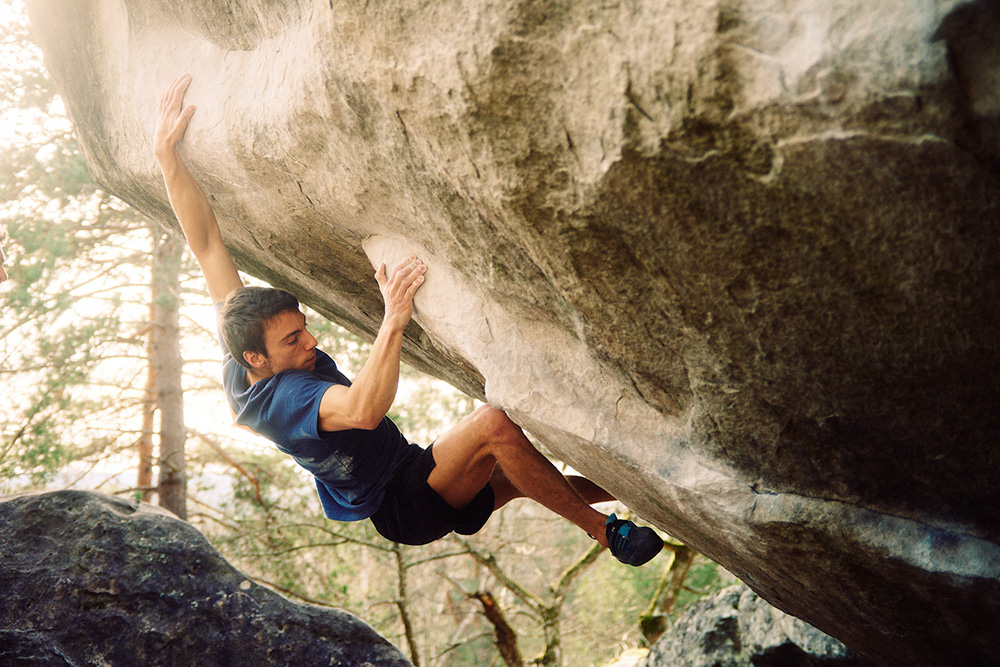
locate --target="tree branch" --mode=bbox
[450,535,545,614]
[189,429,264,506]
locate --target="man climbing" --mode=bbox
[153,74,663,565]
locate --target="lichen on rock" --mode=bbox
[0,490,411,666]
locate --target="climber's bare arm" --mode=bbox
[317,257,426,432]
[153,74,243,304]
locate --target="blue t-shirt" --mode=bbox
[216,307,418,521]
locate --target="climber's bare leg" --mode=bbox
[428,405,611,547]
[490,467,615,507]
[568,476,616,505]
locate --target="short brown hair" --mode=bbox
[219,287,300,370]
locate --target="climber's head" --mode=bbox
[219,286,317,377]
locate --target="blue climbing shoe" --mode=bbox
[605,513,663,566]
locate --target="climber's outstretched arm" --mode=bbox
[153,73,243,304]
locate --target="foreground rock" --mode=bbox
[645,584,872,667]
[0,490,410,667]
[25,1,1000,665]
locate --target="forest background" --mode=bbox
[0,2,733,665]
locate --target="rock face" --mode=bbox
[0,490,411,666]
[23,1,1000,665]
[645,584,871,667]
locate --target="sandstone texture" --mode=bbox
[645,584,871,667]
[0,490,411,666]
[24,1,1000,665]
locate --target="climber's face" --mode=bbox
[0,247,8,284]
[244,309,319,379]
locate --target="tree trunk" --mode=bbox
[640,543,696,645]
[150,228,186,519]
[136,340,155,501]
[473,591,523,667]
[392,543,421,667]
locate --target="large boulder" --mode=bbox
[24,1,1000,665]
[644,584,871,667]
[0,490,411,666]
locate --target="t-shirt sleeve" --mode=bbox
[239,371,334,447]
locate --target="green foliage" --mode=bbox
[672,555,730,616]
[200,448,393,610]
[0,3,206,493]
[0,8,54,113]
[0,15,140,482]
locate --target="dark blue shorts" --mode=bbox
[369,444,495,545]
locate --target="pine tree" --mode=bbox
[0,5,190,518]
